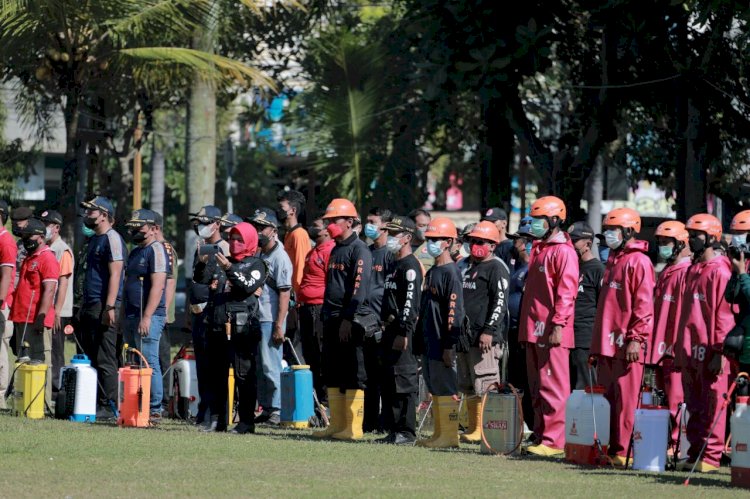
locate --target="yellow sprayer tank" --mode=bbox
[13,361,47,419]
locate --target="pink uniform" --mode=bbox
[519,230,579,449]
[676,255,734,467]
[650,257,690,444]
[591,239,654,457]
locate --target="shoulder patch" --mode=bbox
[406,269,417,282]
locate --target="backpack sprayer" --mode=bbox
[479,343,524,455]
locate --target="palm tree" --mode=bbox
[0,0,273,241]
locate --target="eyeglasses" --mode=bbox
[466,238,491,246]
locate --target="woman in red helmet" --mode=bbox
[519,196,579,457]
[590,207,655,466]
[676,214,734,472]
[650,220,692,449]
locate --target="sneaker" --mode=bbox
[254,411,272,424]
[96,405,116,420]
[231,422,255,434]
[201,416,227,433]
[374,433,396,444]
[149,412,162,425]
[255,411,281,425]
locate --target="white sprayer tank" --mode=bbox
[732,394,750,488]
[170,358,200,418]
[60,354,98,422]
[564,387,610,464]
[633,406,670,472]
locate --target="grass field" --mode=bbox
[0,412,741,498]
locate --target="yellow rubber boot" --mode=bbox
[312,388,345,438]
[459,396,482,444]
[422,396,459,449]
[416,401,441,446]
[331,389,365,441]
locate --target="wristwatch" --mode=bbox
[105,304,116,312]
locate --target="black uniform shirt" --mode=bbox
[420,262,465,360]
[493,239,515,271]
[574,257,605,348]
[381,253,423,340]
[367,243,395,316]
[322,233,372,321]
[462,257,510,345]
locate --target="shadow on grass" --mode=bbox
[578,466,732,488]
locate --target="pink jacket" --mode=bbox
[675,255,734,369]
[647,257,691,365]
[591,239,655,361]
[519,231,579,347]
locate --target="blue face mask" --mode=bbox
[426,240,444,257]
[529,218,548,239]
[598,245,610,262]
[732,233,747,247]
[658,245,674,261]
[364,223,380,240]
[525,241,533,255]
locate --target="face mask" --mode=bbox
[131,229,147,244]
[22,237,40,253]
[470,243,490,259]
[460,242,471,259]
[364,223,381,240]
[732,233,747,247]
[327,223,343,239]
[221,231,230,241]
[308,227,321,240]
[258,234,271,248]
[197,224,214,239]
[426,240,444,258]
[658,245,675,261]
[386,236,403,254]
[529,218,548,239]
[45,227,54,241]
[82,225,96,238]
[604,229,622,250]
[229,240,246,258]
[525,241,533,255]
[83,216,99,229]
[689,236,705,254]
[11,224,23,237]
[598,245,610,261]
[276,209,289,222]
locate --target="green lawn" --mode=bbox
[0,413,740,498]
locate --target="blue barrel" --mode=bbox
[280,365,314,428]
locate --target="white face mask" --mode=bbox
[459,242,471,259]
[386,236,403,254]
[732,233,747,247]
[45,227,54,242]
[604,229,623,250]
[198,223,215,239]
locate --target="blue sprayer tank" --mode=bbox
[281,365,314,428]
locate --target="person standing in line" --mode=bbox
[0,201,17,408]
[154,212,177,413]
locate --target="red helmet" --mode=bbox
[654,221,688,244]
[603,208,641,233]
[686,213,722,240]
[530,196,566,220]
[424,217,457,239]
[731,210,750,233]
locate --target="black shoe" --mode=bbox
[96,405,115,420]
[255,411,280,425]
[254,411,271,424]
[392,432,416,445]
[231,422,255,434]
[201,417,227,433]
[374,433,396,444]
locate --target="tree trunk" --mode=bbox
[60,88,84,250]
[150,139,166,216]
[676,96,707,218]
[184,3,219,278]
[480,95,513,212]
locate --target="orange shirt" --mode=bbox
[284,225,311,297]
[59,249,73,277]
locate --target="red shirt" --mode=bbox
[0,228,17,310]
[10,246,60,327]
[297,240,335,305]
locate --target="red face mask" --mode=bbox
[470,243,490,259]
[327,223,343,239]
[229,240,246,258]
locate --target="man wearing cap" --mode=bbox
[219,213,243,241]
[457,221,510,443]
[298,214,337,405]
[313,198,372,440]
[154,212,177,411]
[122,209,168,421]
[39,210,75,399]
[482,207,514,270]
[376,215,423,445]
[408,208,433,273]
[11,206,34,288]
[248,207,293,425]
[0,201,16,407]
[568,221,604,390]
[188,205,228,423]
[79,196,127,415]
[10,218,60,410]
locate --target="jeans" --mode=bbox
[124,315,166,412]
[256,321,282,412]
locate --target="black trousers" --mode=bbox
[191,311,212,418]
[363,336,384,432]
[159,324,173,407]
[51,317,72,395]
[78,303,121,405]
[207,325,258,429]
[380,330,418,437]
[570,347,594,390]
[299,304,326,403]
[321,317,366,391]
[507,327,534,429]
[283,305,304,365]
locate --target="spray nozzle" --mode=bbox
[737,372,750,397]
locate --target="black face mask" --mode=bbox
[11,223,23,237]
[22,237,40,253]
[131,229,147,244]
[276,209,289,222]
[84,216,99,229]
[258,234,270,248]
[221,231,230,241]
[307,227,321,240]
[689,236,705,254]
